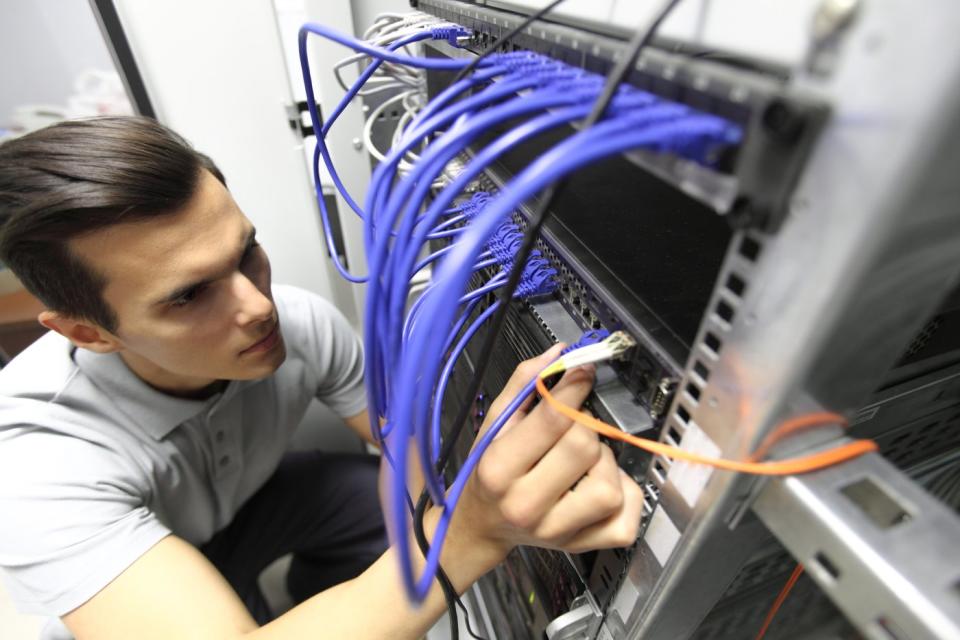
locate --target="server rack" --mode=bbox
[414,1,960,638]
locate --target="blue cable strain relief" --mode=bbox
[563,329,611,354]
[468,191,491,211]
[513,258,557,298]
[432,26,471,47]
[648,116,744,166]
[514,271,557,299]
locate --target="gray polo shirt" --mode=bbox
[0,284,366,622]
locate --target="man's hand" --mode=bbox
[438,344,644,571]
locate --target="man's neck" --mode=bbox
[118,351,226,400]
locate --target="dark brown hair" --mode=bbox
[0,116,224,332]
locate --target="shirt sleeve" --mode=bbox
[0,427,170,616]
[275,285,367,419]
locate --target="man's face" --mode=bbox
[68,170,286,393]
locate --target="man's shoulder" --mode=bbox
[0,330,78,398]
[0,332,129,447]
[273,284,355,348]
[0,334,131,486]
[273,283,339,318]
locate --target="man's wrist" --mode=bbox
[421,503,510,593]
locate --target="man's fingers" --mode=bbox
[483,343,564,423]
[501,425,603,524]
[520,445,624,543]
[556,472,644,554]
[481,364,596,486]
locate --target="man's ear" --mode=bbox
[38,310,123,353]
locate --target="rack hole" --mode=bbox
[715,299,735,323]
[653,459,668,478]
[693,360,710,382]
[676,405,690,424]
[704,332,723,356]
[739,236,761,262]
[840,477,912,529]
[686,383,701,402]
[813,551,840,581]
[725,273,746,297]
[666,424,683,445]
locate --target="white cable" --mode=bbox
[363,91,416,164]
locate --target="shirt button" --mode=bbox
[219,455,230,467]
[215,431,225,442]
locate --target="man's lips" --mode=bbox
[240,323,280,355]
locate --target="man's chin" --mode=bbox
[237,340,287,381]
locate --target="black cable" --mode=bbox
[416,492,488,640]
[439,0,685,482]
[448,0,569,87]
[412,3,685,631]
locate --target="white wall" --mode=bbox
[111,0,358,322]
[487,0,822,67]
[350,0,413,36]
[0,0,117,128]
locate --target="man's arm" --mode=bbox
[64,347,642,639]
[343,408,378,448]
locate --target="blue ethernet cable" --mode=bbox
[362,64,506,260]
[400,330,610,602]
[321,31,434,138]
[361,75,557,423]
[364,90,572,420]
[366,73,555,246]
[401,252,494,344]
[379,103,598,373]
[370,84,720,464]
[403,114,738,391]
[300,31,421,282]
[370,91,610,384]
[374,71,659,288]
[386,100,692,324]
[300,22,472,70]
[365,55,581,224]
[458,271,508,304]
[428,300,502,463]
[390,115,740,601]
[299,27,468,283]
[366,89,616,440]
[429,257,561,464]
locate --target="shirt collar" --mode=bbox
[74,348,222,440]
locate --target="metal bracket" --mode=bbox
[753,452,960,639]
[546,594,602,640]
[285,100,318,138]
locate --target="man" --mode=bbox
[0,116,641,639]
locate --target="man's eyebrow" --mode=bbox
[154,227,257,306]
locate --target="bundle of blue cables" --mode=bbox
[298,21,743,602]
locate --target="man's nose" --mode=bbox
[232,273,273,326]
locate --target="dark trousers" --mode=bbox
[200,451,387,624]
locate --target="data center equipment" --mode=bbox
[301,2,960,638]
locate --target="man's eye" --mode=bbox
[241,240,261,264]
[172,286,205,307]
